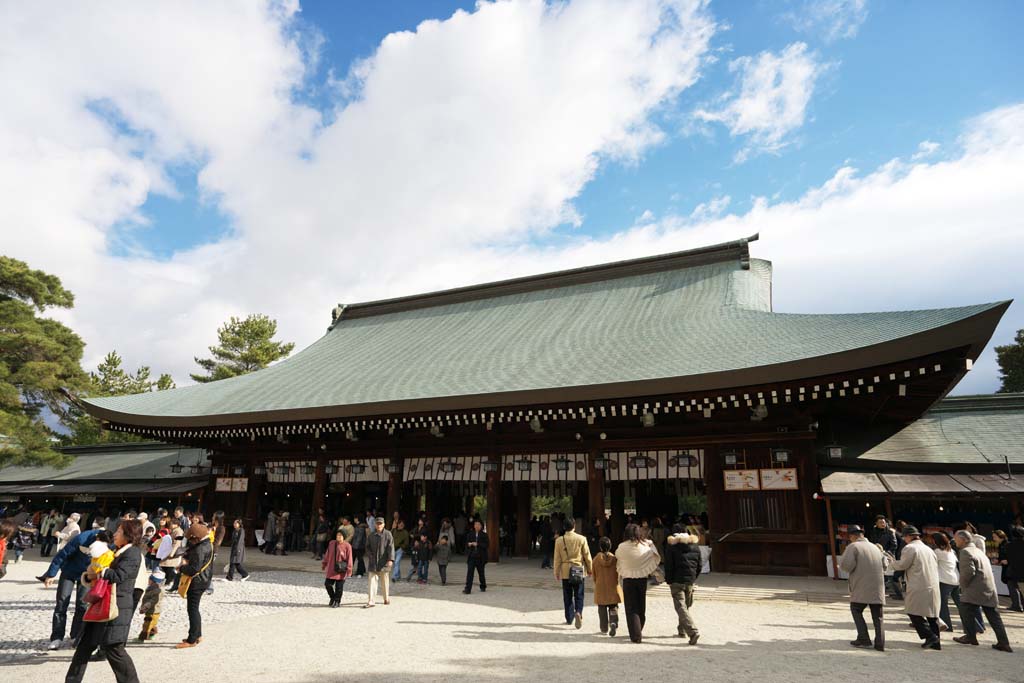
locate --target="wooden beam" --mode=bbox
[825,494,839,581]
[486,467,500,563]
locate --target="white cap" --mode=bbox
[90,542,109,558]
[137,512,148,521]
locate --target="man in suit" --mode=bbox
[464,519,489,594]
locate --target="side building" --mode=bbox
[74,234,1010,575]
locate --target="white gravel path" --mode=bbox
[2,555,1021,682]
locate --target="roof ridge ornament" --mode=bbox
[328,303,347,332]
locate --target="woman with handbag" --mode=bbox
[175,523,213,649]
[64,518,143,683]
[226,519,250,582]
[322,529,353,607]
[615,523,661,644]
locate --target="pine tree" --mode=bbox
[191,314,294,383]
[995,328,1024,393]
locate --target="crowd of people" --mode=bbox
[839,515,1023,654]
[2,501,1020,681]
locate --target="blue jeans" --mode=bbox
[51,574,89,641]
[391,549,404,580]
[562,578,585,624]
[417,560,429,581]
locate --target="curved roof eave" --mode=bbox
[82,300,1010,429]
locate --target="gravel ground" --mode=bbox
[2,554,1022,682]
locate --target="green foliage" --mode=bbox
[191,314,295,383]
[63,350,175,447]
[0,256,87,468]
[531,495,572,518]
[995,328,1024,393]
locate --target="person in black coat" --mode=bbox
[1004,526,1024,612]
[664,524,702,644]
[176,523,213,648]
[65,519,143,683]
[226,519,249,581]
[463,520,489,594]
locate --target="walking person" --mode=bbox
[64,519,143,683]
[322,529,353,607]
[665,524,702,645]
[839,524,888,651]
[0,519,15,581]
[1003,526,1024,613]
[553,517,592,628]
[615,523,660,644]
[37,526,106,650]
[136,569,165,642]
[952,530,1013,652]
[435,534,452,585]
[40,509,60,557]
[539,517,554,569]
[313,512,331,561]
[55,512,81,553]
[225,519,249,582]
[365,517,394,608]
[592,537,622,637]
[391,520,410,582]
[207,511,226,594]
[888,525,942,650]
[351,516,367,577]
[175,523,213,649]
[932,532,961,633]
[159,518,185,593]
[463,519,489,594]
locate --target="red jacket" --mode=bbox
[322,540,353,580]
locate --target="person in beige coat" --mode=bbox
[839,525,889,651]
[591,537,623,637]
[888,526,942,649]
[553,518,593,629]
[952,530,1013,652]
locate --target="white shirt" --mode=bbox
[933,547,958,585]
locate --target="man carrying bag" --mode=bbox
[554,518,592,629]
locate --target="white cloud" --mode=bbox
[0,0,717,381]
[694,42,827,162]
[784,0,869,43]
[911,140,940,161]
[1,1,1020,400]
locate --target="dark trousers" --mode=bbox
[908,614,940,642]
[164,566,180,592]
[354,549,366,576]
[1007,579,1024,612]
[186,586,204,644]
[889,571,904,599]
[961,602,1010,645]
[439,564,448,584]
[938,582,960,630]
[465,558,486,592]
[65,638,138,683]
[51,574,89,641]
[622,577,648,643]
[598,604,619,633]
[324,578,345,603]
[41,535,56,557]
[227,562,249,580]
[850,602,884,647]
[562,578,585,624]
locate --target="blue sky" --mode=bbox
[136,1,1024,257]
[4,0,1023,395]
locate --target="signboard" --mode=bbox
[215,477,248,493]
[72,494,97,503]
[723,469,760,491]
[760,468,798,490]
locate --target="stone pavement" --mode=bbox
[2,547,1022,682]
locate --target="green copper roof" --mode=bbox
[859,393,1024,465]
[0,442,208,483]
[82,237,1010,427]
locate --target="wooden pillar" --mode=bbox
[515,481,531,556]
[310,457,327,538]
[799,443,826,576]
[885,497,894,522]
[704,444,727,572]
[386,461,402,522]
[587,450,605,528]
[245,469,263,546]
[609,481,626,544]
[486,467,501,563]
[825,494,839,580]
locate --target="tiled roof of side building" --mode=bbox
[81,235,1011,427]
[859,393,1024,465]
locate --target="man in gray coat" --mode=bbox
[839,525,889,651]
[952,530,1013,652]
[365,517,394,608]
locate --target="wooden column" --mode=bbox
[486,467,501,563]
[587,450,605,528]
[825,494,839,580]
[704,444,727,572]
[386,461,402,522]
[884,497,894,522]
[609,481,626,544]
[799,443,826,576]
[244,469,263,546]
[310,457,327,538]
[515,481,531,556]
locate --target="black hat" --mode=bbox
[901,525,921,537]
[847,525,865,535]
